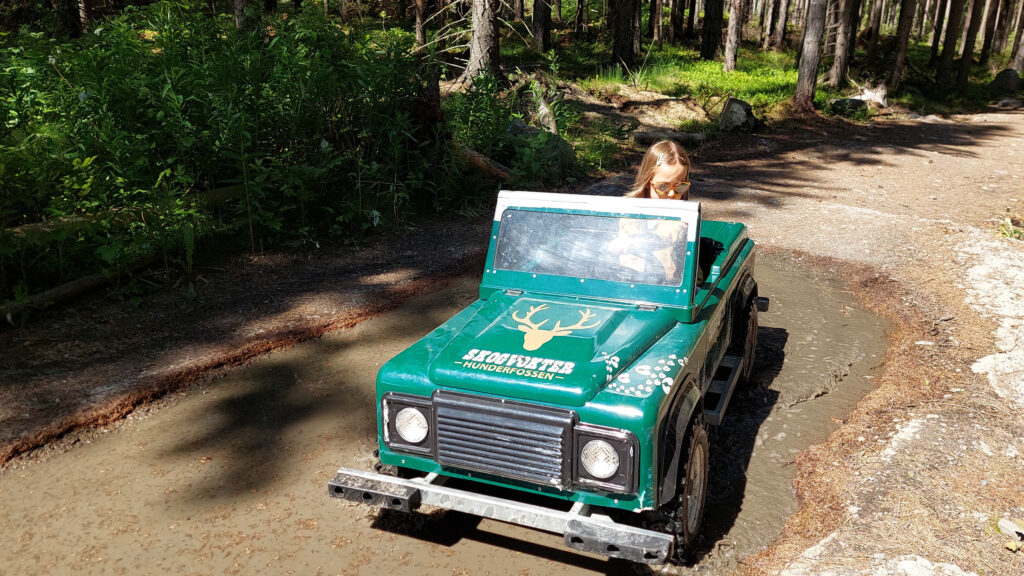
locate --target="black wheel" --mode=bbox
[672,417,709,561]
[728,297,758,386]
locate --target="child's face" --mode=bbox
[647,163,690,200]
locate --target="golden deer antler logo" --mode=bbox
[511,305,601,351]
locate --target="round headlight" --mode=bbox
[581,439,619,479]
[395,407,429,444]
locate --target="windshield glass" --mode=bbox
[493,209,689,287]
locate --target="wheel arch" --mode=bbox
[656,373,703,507]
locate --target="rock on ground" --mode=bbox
[988,69,1021,93]
[718,97,762,132]
[782,532,979,576]
[957,228,1024,409]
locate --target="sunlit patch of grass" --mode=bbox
[577,43,798,118]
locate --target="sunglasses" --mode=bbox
[651,181,691,199]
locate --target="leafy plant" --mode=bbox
[442,72,515,157]
[0,2,467,302]
[999,217,1023,240]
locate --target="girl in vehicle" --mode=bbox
[627,140,691,200]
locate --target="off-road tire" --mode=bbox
[728,297,758,386]
[672,417,709,562]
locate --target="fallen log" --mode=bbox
[2,254,159,324]
[452,143,511,180]
[4,185,244,242]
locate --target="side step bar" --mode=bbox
[328,468,675,564]
[703,354,742,426]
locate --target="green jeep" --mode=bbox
[328,191,768,565]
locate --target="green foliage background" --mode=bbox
[0,2,462,301]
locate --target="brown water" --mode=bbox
[0,255,887,576]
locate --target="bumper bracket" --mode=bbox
[328,468,674,564]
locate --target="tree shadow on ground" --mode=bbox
[151,284,474,503]
[571,93,1014,214]
[0,219,489,463]
[694,114,1015,220]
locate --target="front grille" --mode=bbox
[433,391,576,489]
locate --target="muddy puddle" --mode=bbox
[0,254,886,576]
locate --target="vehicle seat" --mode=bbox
[697,237,722,286]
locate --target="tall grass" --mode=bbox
[0,2,462,301]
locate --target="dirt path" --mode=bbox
[1,109,1022,575]
[0,222,488,464]
[691,111,1024,575]
[0,256,886,575]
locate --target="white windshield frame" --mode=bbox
[493,191,701,245]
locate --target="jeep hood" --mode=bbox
[429,294,678,406]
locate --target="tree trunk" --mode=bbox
[613,0,641,67]
[978,0,1000,60]
[867,0,886,57]
[575,0,591,31]
[915,0,931,38]
[773,0,792,45]
[762,0,778,46]
[991,0,1017,53]
[936,0,965,84]
[828,0,856,87]
[234,0,248,30]
[415,0,427,46]
[533,0,552,51]
[659,0,667,40]
[634,0,643,54]
[929,0,948,62]
[724,0,744,69]
[825,0,839,49]
[555,0,563,20]
[1013,19,1024,69]
[670,0,685,40]
[958,0,976,54]
[659,0,667,39]
[462,0,502,83]
[956,0,985,86]
[686,0,698,36]
[1012,0,1024,60]
[845,0,863,62]
[702,0,726,58]
[52,0,83,37]
[794,0,828,112]
[515,0,524,21]
[77,0,90,32]
[888,0,917,90]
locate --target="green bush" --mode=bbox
[0,2,461,301]
[442,73,515,158]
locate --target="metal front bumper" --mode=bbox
[328,468,674,564]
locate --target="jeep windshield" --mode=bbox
[493,209,689,287]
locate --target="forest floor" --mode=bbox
[1,100,1023,575]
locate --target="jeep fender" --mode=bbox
[736,252,757,308]
[657,374,702,506]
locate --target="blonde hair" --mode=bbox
[627,140,691,198]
